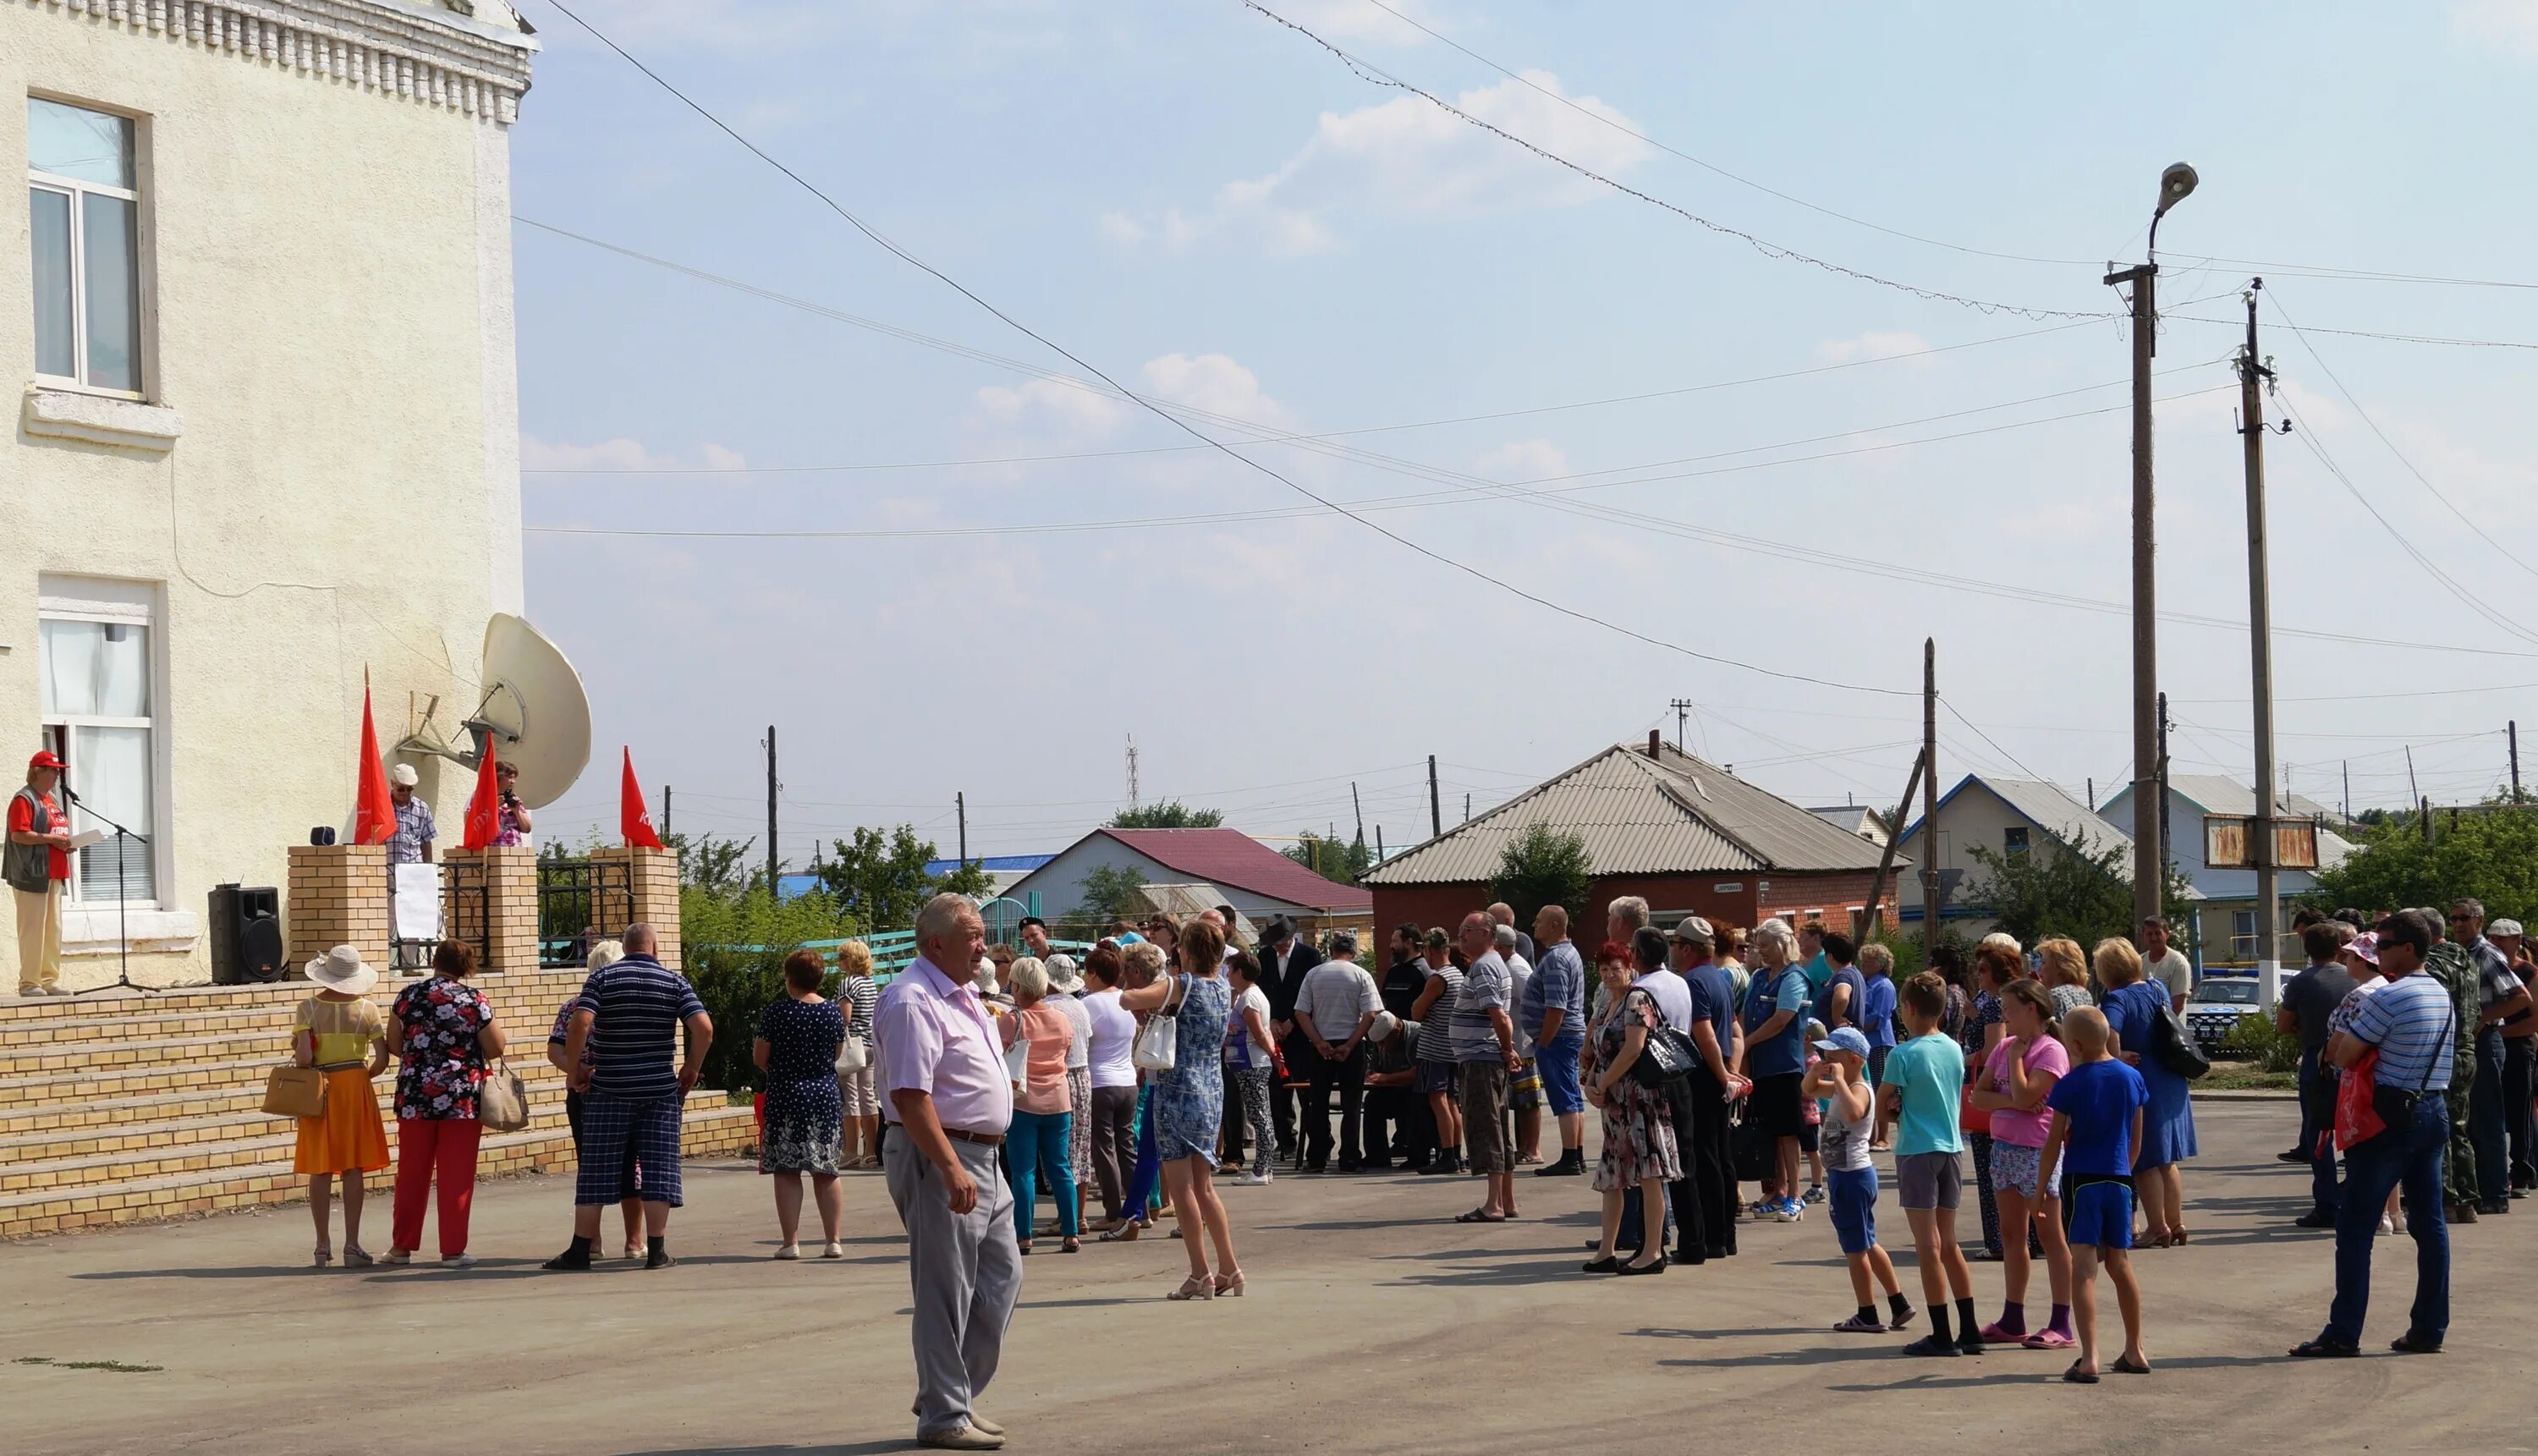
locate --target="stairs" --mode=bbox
[0,969,757,1239]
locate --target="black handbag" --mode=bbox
[2151,998,2212,1080]
[1629,1024,1699,1088]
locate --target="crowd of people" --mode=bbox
[273,882,2525,1448]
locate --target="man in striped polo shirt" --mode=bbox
[547,923,712,1271]
[2295,909,2455,1358]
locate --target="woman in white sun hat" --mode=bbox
[291,945,393,1266]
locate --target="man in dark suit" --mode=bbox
[1259,915,1321,1164]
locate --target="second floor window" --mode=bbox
[2002,826,2030,854]
[29,96,141,395]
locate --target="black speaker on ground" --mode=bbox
[209,883,285,984]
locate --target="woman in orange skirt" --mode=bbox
[292,946,392,1266]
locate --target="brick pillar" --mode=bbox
[286,843,388,972]
[441,846,538,973]
[591,846,682,969]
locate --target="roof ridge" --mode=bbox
[1629,751,1772,870]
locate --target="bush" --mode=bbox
[2219,1011,2299,1073]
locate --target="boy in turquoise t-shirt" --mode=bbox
[1877,970,1979,1357]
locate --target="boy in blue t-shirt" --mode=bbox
[1877,971,1979,1357]
[2039,1005,2151,1382]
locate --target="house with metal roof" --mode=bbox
[1808,804,1894,849]
[1360,733,1901,937]
[1889,773,2166,935]
[999,827,1372,933]
[2099,775,2356,968]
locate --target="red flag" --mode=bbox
[461,738,500,850]
[622,748,666,849]
[353,669,398,846]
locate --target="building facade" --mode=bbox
[1891,773,2162,939]
[4,0,536,987]
[2097,776,2354,970]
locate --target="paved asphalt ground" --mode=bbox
[3,1099,2527,1454]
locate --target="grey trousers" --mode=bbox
[885,1134,1023,1437]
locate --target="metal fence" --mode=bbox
[536,856,637,969]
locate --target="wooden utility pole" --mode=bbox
[2156,694,2173,879]
[2407,745,2420,806]
[662,784,673,839]
[1429,755,1442,838]
[2109,253,2166,938]
[1352,782,1365,843]
[1920,640,1940,964]
[957,792,967,864]
[1669,698,1697,754]
[2513,721,2522,799]
[764,727,778,892]
[1860,746,1925,941]
[2343,761,2351,821]
[2237,280,2283,1005]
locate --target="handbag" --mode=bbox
[2150,997,2212,1080]
[476,1058,530,1132]
[1629,1025,1699,1088]
[2334,1050,2387,1151]
[1132,975,1184,1072]
[835,1035,870,1073]
[263,1065,327,1119]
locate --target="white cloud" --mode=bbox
[2453,0,2538,57]
[973,377,1127,438]
[1475,439,1568,481]
[1816,331,1931,365]
[1107,69,1652,254]
[519,435,749,472]
[1140,353,1291,427]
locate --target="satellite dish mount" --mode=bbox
[393,613,591,810]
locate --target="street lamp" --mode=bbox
[2107,162,2197,939]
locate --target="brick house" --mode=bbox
[1362,733,1904,940]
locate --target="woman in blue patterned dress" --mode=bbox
[2096,936,2198,1246]
[1122,917,1239,1299]
[755,948,848,1260]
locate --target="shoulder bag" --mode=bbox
[2149,991,2212,1080]
[2369,990,2453,1135]
[263,1064,327,1119]
[1625,992,1698,1088]
[1133,975,1185,1073]
[836,1034,870,1073]
[476,1058,530,1132]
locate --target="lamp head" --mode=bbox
[2155,162,2199,217]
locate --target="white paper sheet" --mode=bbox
[393,862,443,942]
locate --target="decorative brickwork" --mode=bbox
[440,846,537,973]
[284,844,388,970]
[591,846,681,969]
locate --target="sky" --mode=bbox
[505,0,2538,865]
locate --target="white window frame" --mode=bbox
[36,582,171,912]
[28,92,150,401]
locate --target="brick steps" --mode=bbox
[0,1104,758,1238]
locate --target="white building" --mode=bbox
[3,0,536,987]
[2098,775,2356,969]
[1892,773,2155,937]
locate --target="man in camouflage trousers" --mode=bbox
[2421,909,2482,1222]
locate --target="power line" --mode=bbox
[534,0,1919,701]
[2262,287,2538,585]
[2167,313,2538,351]
[1241,0,2110,321]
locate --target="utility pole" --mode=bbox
[1125,733,1140,811]
[2156,694,2173,880]
[957,792,967,865]
[2513,720,2522,799]
[2086,777,2095,810]
[2238,279,2284,1007]
[1351,782,1364,843]
[1669,698,1696,754]
[662,784,673,840]
[1921,639,1939,966]
[2343,761,2351,822]
[1375,826,1384,863]
[1464,793,1471,825]
[1428,755,1442,839]
[2107,163,2195,938]
[764,727,778,893]
[2406,745,2420,806]
[1860,745,1924,942]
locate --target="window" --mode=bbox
[2230,909,2256,961]
[2002,826,2030,854]
[37,594,160,905]
[29,96,143,395]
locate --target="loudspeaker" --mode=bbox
[209,883,285,984]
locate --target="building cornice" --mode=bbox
[22,0,537,125]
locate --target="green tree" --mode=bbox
[1060,863,1152,939]
[1283,830,1375,884]
[1961,832,2195,951]
[817,825,988,936]
[1486,823,1592,931]
[2312,799,2538,924]
[1109,799,1222,829]
[663,831,753,899]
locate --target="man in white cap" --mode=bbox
[386,763,435,865]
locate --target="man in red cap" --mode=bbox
[6,751,74,996]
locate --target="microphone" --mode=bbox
[59,783,82,804]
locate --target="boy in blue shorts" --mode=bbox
[1879,971,1980,1356]
[2038,1005,2150,1382]
[1803,1026,1914,1333]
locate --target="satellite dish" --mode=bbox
[396,613,591,810]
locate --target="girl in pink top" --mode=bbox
[1968,979,2074,1347]
[998,958,1081,1254]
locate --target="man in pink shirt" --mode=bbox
[877,893,1019,1452]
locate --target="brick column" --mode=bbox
[441,846,538,973]
[286,843,388,971]
[591,846,682,969]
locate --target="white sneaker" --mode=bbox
[2377,1216,2396,1237]
[1239,1171,1272,1186]
[441,1253,477,1269]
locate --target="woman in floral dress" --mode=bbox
[387,940,506,1266]
[1583,940,1679,1275]
[1121,918,1239,1299]
[755,948,848,1260]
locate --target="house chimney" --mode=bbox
[1646,730,1662,759]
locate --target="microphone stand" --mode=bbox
[65,791,150,996]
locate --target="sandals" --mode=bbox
[2112,1354,2152,1374]
[1454,1209,1509,1223]
[1098,1219,1144,1243]
[2288,1339,2359,1359]
[1166,1274,1215,1301]
[2063,1360,2100,1384]
[1059,1237,1081,1255]
[1211,1269,1244,1297]
[341,1246,375,1268]
[312,1245,332,1268]
[2389,1332,2443,1354]
[2022,1329,2076,1350]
